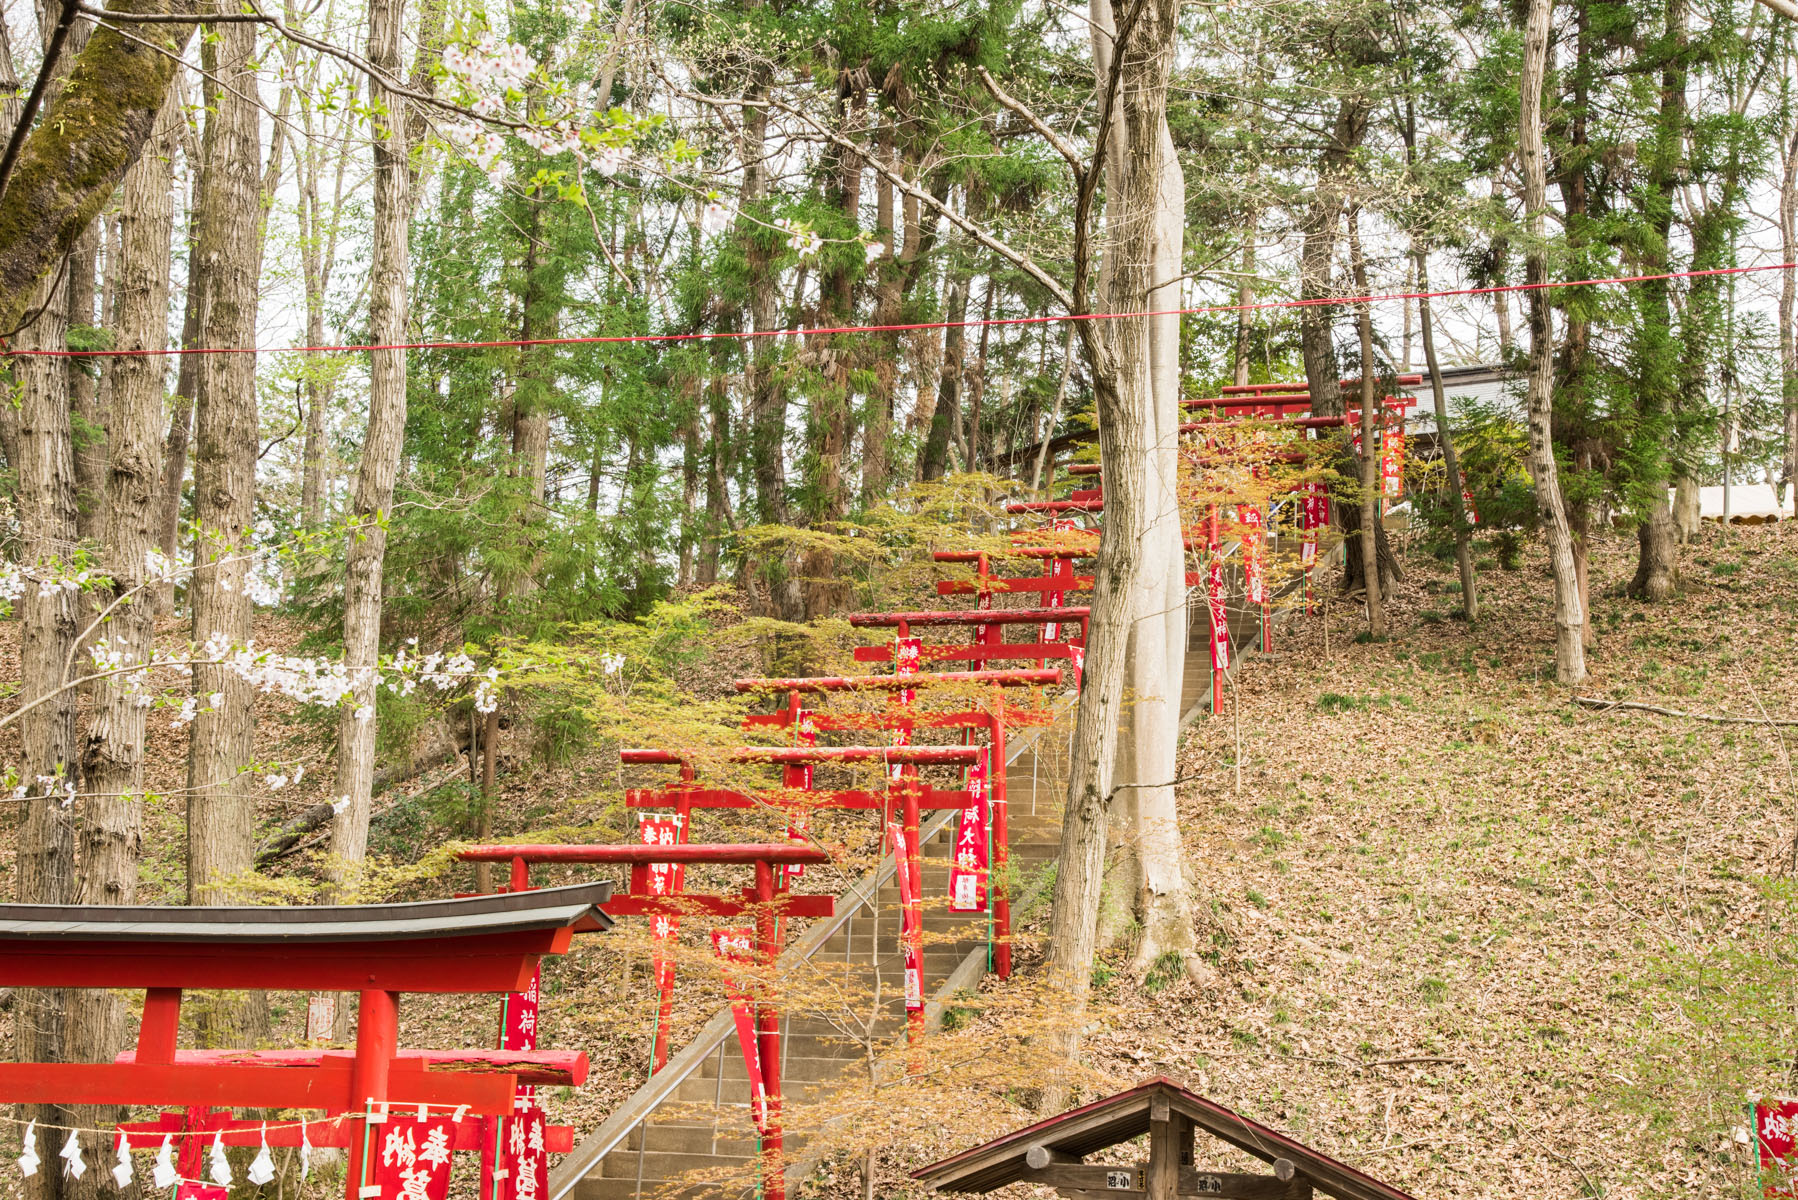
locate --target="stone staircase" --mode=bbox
[555,718,1076,1200]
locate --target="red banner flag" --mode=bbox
[891,636,921,780]
[711,929,769,1131]
[638,814,685,1070]
[1043,519,1078,641]
[176,1186,228,1200]
[1207,556,1230,672]
[1300,483,1327,567]
[373,1118,455,1200]
[787,710,818,878]
[948,751,989,913]
[887,821,923,1012]
[1068,644,1084,689]
[1461,487,1480,524]
[1380,425,1405,499]
[1759,1097,1798,1196]
[1236,504,1265,605]
[501,1107,547,1200]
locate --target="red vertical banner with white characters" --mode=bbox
[1207,556,1230,672]
[1300,483,1327,566]
[499,965,541,1109]
[1380,422,1405,500]
[374,1118,455,1200]
[787,709,818,879]
[502,1104,547,1200]
[1757,1096,1798,1196]
[947,750,989,913]
[711,929,769,1132]
[890,636,921,782]
[1236,504,1265,606]
[1461,487,1480,524]
[887,821,924,1013]
[638,813,686,1072]
[1044,519,1079,642]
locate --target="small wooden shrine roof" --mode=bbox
[913,1077,1417,1200]
[0,880,614,941]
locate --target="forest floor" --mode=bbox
[0,518,1793,1200]
[1056,518,1798,1200]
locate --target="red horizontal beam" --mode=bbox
[0,1060,514,1113]
[847,606,1090,627]
[743,709,1055,733]
[1180,416,1349,433]
[734,668,1061,693]
[0,931,564,993]
[934,550,1085,564]
[600,894,836,919]
[118,1115,574,1153]
[622,745,978,766]
[456,842,831,865]
[939,576,1094,596]
[114,1048,588,1088]
[1065,463,1102,475]
[1005,498,1104,513]
[853,644,1083,665]
[1219,374,1423,394]
[628,786,975,811]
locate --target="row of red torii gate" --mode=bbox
[0,376,1425,1200]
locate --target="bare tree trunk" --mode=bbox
[328,0,410,896]
[68,222,108,542]
[155,77,204,612]
[186,18,267,1058]
[1046,0,1189,1091]
[1415,250,1478,619]
[919,273,968,481]
[1030,326,1075,491]
[1346,209,1385,640]
[12,264,79,1200]
[1520,0,1586,685]
[1782,118,1797,515]
[68,94,177,1193]
[1490,178,1515,357]
[1232,225,1255,387]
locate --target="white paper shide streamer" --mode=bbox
[152,1134,177,1190]
[300,1118,312,1181]
[59,1129,85,1179]
[208,1130,232,1187]
[112,1133,133,1188]
[17,1119,39,1177]
[247,1124,276,1185]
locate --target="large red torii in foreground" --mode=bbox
[0,884,613,1200]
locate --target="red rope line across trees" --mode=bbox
[5,260,1792,358]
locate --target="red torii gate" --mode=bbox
[456,843,828,1200]
[737,667,1063,981]
[0,885,612,1200]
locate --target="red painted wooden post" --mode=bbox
[137,989,181,1064]
[752,860,784,1200]
[346,989,399,1200]
[988,707,1011,979]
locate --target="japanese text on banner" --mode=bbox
[947,753,989,913]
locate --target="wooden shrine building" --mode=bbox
[914,1077,1417,1200]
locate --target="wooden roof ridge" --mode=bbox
[912,1076,1419,1200]
[0,879,615,942]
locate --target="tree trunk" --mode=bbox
[1346,210,1386,640]
[68,94,176,1194]
[1232,223,1256,386]
[155,87,204,613]
[1782,121,1797,515]
[1415,251,1478,619]
[918,273,968,481]
[1520,0,1587,685]
[962,281,994,470]
[68,222,107,543]
[0,0,197,330]
[1047,0,1191,1089]
[329,0,410,897]
[12,263,79,1200]
[1490,178,1515,358]
[186,17,267,1048]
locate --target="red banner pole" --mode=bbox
[989,710,1011,979]
[752,861,783,1200]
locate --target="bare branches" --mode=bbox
[1574,695,1798,726]
[975,67,1084,179]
